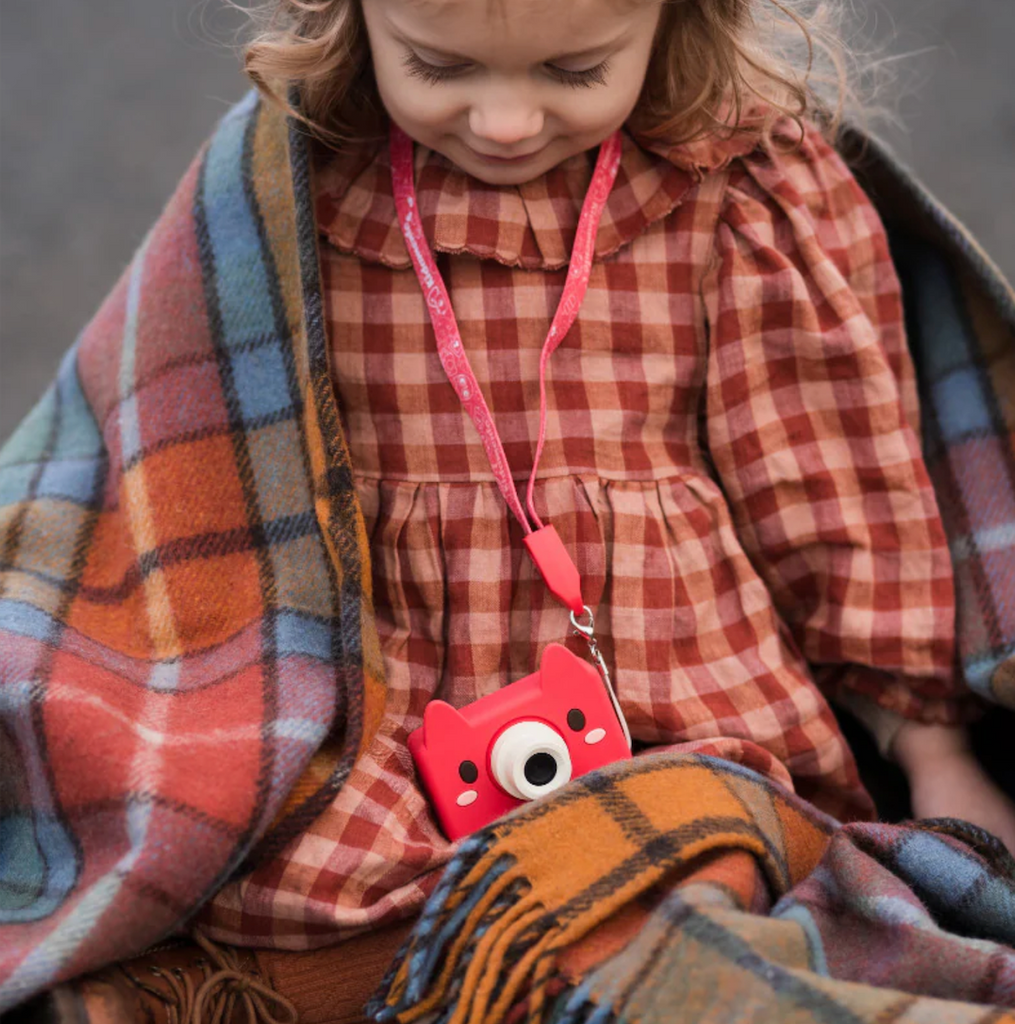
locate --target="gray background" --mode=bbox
[2,0,1013,439]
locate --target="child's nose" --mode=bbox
[467,97,544,150]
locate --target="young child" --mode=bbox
[3,0,1015,1000]
[219,0,1015,921]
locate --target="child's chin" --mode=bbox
[467,165,539,185]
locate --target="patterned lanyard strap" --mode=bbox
[390,123,628,742]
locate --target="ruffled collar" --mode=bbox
[313,120,762,270]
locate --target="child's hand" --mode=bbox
[893,721,1015,854]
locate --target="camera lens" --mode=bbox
[490,720,572,802]
[524,752,557,787]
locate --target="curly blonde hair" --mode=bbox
[240,0,860,150]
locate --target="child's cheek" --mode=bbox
[375,77,464,138]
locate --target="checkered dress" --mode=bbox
[201,121,967,943]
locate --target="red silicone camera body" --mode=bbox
[408,643,631,841]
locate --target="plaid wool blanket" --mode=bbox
[0,91,389,1009]
[2,90,1015,1013]
[368,754,1015,1023]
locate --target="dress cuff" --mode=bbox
[835,690,906,760]
[823,666,979,761]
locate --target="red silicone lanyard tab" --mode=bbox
[523,525,584,616]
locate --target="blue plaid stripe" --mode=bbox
[0,346,105,511]
[892,830,1015,943]
[203,93,282,355]
[0,684,78,923]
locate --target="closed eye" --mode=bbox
[401,51,611,89]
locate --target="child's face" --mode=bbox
[361,0,663,185]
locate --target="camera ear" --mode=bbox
[537,643,581,690]
[421,699,468,747]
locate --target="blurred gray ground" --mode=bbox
[2,0,1014,438]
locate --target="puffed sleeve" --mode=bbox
[700,123,974,733]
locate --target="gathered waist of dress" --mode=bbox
[349,464,716,486]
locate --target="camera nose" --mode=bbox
[524,752,558,787]
[490,720,572,802]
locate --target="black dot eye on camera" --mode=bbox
[567,709,585,731]
[459,760,478,784]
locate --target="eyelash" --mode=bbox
[401,51,611,89]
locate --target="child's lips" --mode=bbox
[468,144,546,164]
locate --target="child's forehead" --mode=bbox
[395,0,647,32]
[383,0,651,60]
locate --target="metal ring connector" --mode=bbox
[569,605,595,639]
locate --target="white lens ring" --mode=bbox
[490,720,572,802]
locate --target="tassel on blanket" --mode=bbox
[366,753,834,1024]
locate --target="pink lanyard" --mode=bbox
[389,122,623,618]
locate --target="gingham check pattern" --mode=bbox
[198,119,969,946]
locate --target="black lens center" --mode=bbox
[524,752,557,787]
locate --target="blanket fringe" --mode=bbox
[368,833,565,1024]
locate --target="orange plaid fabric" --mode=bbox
[370,754,1015,1024]
[200,119,967,946]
